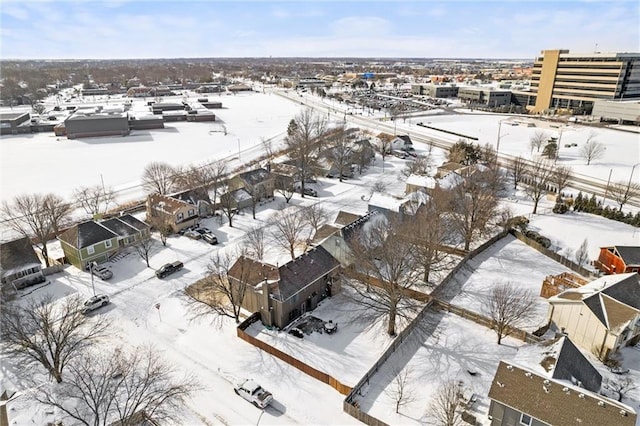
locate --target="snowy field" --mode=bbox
[441,234,573,332]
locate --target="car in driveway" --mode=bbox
[82,294,110,314]
[201,233,218,245]
[302,188,317,197]
[90,265,113,280]
[155,261,184,278]
[183,229,201,240]
[234,379,273,409]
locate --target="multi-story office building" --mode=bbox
[530,49,640,113]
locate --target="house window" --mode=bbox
[87,246,95,255]
[177,213,184,222]
[519,414,532,426]
[105,240,112,249]
[188,209,195,217]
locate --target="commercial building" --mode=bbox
[457,87,512,107]
[0,111,31,135]
[64,112,130,139]
[530,49,640,114]
[411,84,459,98]
[592,100,640,124]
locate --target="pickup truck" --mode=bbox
[155,261,183,278]
[234,379,273,409]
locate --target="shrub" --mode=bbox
[553,202,568,214]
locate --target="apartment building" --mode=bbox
[530,49,640,114]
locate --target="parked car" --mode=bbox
[202,233,218,245]
[82,294,110,314]
[234,379,273,409]
[195,227,212,235]
[288,327,304,338]
[91,265,113,280]
[183,229,201,240]
[303,188,318,197]
[155,261,184,278]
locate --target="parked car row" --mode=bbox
[181,225,218,245]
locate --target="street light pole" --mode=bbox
[627,163,640,197]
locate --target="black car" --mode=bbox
[155,261,184,278]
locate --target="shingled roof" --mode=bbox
[276,246,339,301]
[612,246,640,267]
[489,361,636,426]
[58,221,117,249]
[0,237,41,273]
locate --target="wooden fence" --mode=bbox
[510,230,598,278]
[42,264,64,276]
[236,313,352,396]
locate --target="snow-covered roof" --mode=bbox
[437,172,464,189]
[406,174,436,189]
[368,193,407,212]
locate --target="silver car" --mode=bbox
[91,265,113,280]
[82,294,110,314]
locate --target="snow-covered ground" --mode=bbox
[440,234,572,332]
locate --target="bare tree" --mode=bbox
[530,130,547,153]
[509,156,526,190]
[483,282,535,344]
[304,203,330,234]
[575,238,589,267]
[346,217,424,336]
[1,193,71,267]
[580,133,605,165]
[384,367,416,414]
[218,181,239,227]
[327,126,353,182]
[32,346,198,425]
[428,380,464,426]
[605,377,638,402]
[1,295,111,383]
[402,154,433,177]
[285,110,327,197]
[133,237,157,268]
[523,158,554,214]
[207,160,228,207]
[148,216,173,246]
[449,169,501,251]
[73,184,115,217]
[377,132,394,173]
[481,143,498,166]
[142,162,176,195]
[412,190,453,284]
[270,208,310,260]
[551,165,572,195]
[607,180,640,212]
[274,174,295,203]
[184,250,249,325]
[244,226,266,261]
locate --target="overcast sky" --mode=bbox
[1,1,638,59]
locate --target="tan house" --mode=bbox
[405,174,436,194]
[228,246,340,329]
[547,273,640,360]
[146,194,199,233]
[230,168,274,200]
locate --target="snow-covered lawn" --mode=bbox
[246,292,399,387]
[528,210,640,261]
[441,234,573,332]
[355,310,526,425]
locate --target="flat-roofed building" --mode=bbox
[458,87,512,107]
[592,100,640,124]
[531,49,640,114]
[64,112,130,139]
[0,111,31,135]
[411,84,459,98]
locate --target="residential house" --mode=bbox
[547,273,640,359]
[595,246,640,274]
[146,194,199,233]
[58,221,119,269]
[219,188,253,211]
[390,135,413,151]
[0,237,46,290]
[405,174,436,194]
[172,188,213,218]
[228,246,341,329]
[230,168,274,200]
[269,163,299,193]
[488,359,635,426]
[99,215,151,248]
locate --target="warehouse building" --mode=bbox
[592,100,640,124]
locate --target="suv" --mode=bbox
[82,294,110,314]
[155,261,184,278]
[303,188,318,197]
[202,233,218,245]
[91,265,113,280]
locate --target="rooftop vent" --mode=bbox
[543,379,550,385]
[497,382,504,388]
[506,365,513,371]
[543,386,550,394]
[598,401,605,407]
[620,410,627,416]
[579,393,585,399]
[562,387,569,393]
[525,372,532,378]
